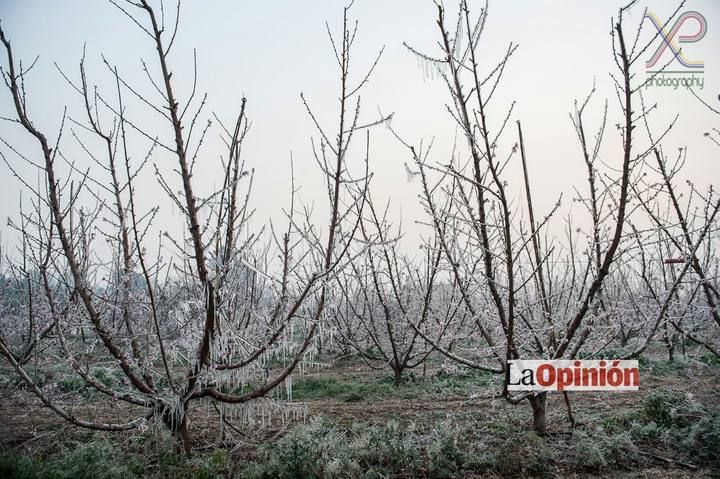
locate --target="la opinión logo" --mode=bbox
[644,9,707,90]
[507,360,639,392]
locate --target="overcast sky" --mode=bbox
[0,0,718,261]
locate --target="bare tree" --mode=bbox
[334,195,449,385]
[0,0,382,456]
[393,0,686,433]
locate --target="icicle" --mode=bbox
[286,374,293,402]
[219,403,225,438]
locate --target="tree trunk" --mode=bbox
[177,413,192,458]
[664,320,675,362]
[393,367,403,387]
[528,393,547,434]
[164,403,192,458]
[563,391,576,428]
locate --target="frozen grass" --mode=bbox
[290,368,496,402]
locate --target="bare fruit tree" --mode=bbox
[0,1,382,456]
[394,0,689,433]
[333,195,454,386]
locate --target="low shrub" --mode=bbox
[682,404,720,470]
[477,430,555,477]
[572,427,639,472]
[615,386,720,471]
[244,417,356,479]
[0,434,228,479]
[0,439,137,479]
[245,416,476,478]
[641,388,692,428]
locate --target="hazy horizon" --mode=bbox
[0,0,718,263]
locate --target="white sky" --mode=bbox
[0,0,718,261]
